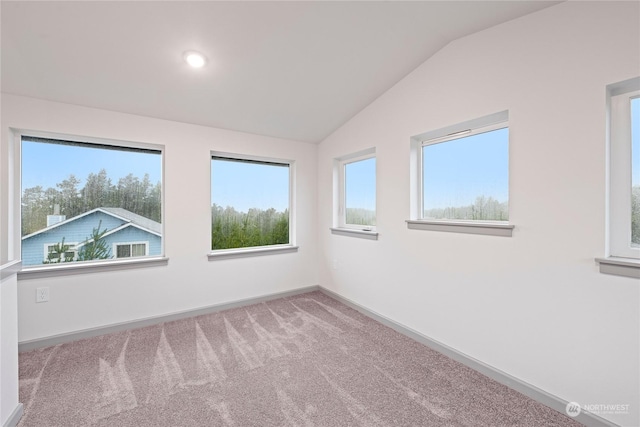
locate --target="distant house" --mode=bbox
[21,207,162,266]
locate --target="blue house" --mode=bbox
[22,207,162,266]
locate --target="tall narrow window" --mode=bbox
[333,149,377,237]
[422,125,509,222]
[20,135,163,267]
[211,154,291,251]
[631,97,639,248]
[344,156,376,228]
[609,84,640,259]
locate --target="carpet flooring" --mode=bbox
[18,291,583,426]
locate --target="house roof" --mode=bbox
[99,208,162,235]
[22,207,162,240]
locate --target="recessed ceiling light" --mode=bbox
[184,51,207,68]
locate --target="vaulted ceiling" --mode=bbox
[1,1,559,143]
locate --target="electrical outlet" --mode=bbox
[36,287,49,303]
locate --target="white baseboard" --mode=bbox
[2,404,23,427]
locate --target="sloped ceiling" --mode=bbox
[1,1,559,143]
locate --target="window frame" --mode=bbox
[114,242,149,259]
[609,88,640,259]
[408,111,514,237]
[12,128,167,278]
[208,151,298,259]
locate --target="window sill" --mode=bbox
[1,260,23,280]
[208,245,299,261]
[595,257,640,279]
[406,220,514,237]
[18,256,169,280]
[330,228,379,240]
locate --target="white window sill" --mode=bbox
[595,257,640,279]
[1,260,23,280]
[18,256,169,280]
[406,220,514,237]
[330,227,379,240]
[208,245,299,260]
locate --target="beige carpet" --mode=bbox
[18,291,583,426]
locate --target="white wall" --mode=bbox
[317,2,639,426]
[0,267,20,427]
[1,94,318,342]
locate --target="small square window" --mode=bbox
[422,126,509,221]
[408,111,512,236]
[211,154,292,251]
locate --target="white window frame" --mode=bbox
[208,151,298,260]
[44,242,78,263]
[114,241,149,259]
[408,111,514,237]
[609,88,640,259]
[331,148,378,240]
[596,77,640,279]
[12,128,167,279]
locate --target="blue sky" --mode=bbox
[423,128,509,209]
[632,97,639,186]
[211,159,289,212]
[21,139,161,191]
[345,157,376,211]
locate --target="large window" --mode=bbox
[408,111,512,236]
[20,134,163,267]
[340,153,376,229]
[422,123,508,222]
[211,154,292,251]
[609,83,640,259]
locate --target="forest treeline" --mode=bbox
[22,169,161,236]
[424,195,508,221]
[211,204,289,250]
[346,208,376,226]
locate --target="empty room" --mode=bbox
[1,1,638,426]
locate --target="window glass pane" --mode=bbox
[631,97,639,247]
[422,127,509,221]
[116,245,131,258]
[132,243,146,257]
[21,137,162,266]
[211,157,290,250]
[345,157,376,226]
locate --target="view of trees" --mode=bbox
[346,208,376,226]
[22,169,161,236]
[424,195,508,221]
[211,204,289,250]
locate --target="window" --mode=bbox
[19,133,163,268]
[44,242,77,263]
[115,243,147,258]
[210,153,293,252]
[608,81,640,259]
[331,149,378,239]
[341,152,376,228]
[408,111,513,236]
